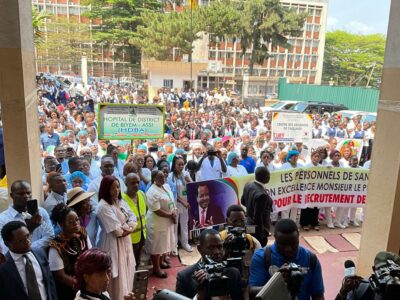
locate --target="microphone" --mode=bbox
[269,265,280,276]
[344,260,356,277]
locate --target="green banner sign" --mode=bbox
[98,104,165,140]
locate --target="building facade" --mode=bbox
[32,0,140,79]
[144,0,329,100]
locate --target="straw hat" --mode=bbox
[67,187,95,207]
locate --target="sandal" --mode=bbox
[153,270,168,278]
[303,226,310,231]
[164,256,171,264]
[314,226,320,231]
[160,262,171,269]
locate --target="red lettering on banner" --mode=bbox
[357,195,366,204]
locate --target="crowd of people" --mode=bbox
[0,76,377,300]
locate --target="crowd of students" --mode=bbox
[0,77,375,299]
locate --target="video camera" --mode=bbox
[198,256,242,297]
[226,226,250,257]
[369,259,400,299]
[284,263,309,299]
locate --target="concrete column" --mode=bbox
[358,0,400,275]
[0,0,42,200]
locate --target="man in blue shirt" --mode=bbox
[0,180,54,254]
[249,219,325,300]
[240,145,256,174]
[40,124,60,150]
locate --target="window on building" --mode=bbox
[315,9,322,16]
[311,56,318,63]
[69,7,80,15]
[314,24,321,32]
[305,40,312,47]
[163,79,173,89]
[270,69,277,76]
[209,51,216,59]
[306,24,313,32]
[277,70,284,77]
[288,54,294,62]
[311,40,319,48]
[304,55,311,62]
[293,70,300,77]
[57,5,68,15]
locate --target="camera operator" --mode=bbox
[220,205,262,253]
[176,229,244,300]
[335,251,400,300]
[248,219,325,300]
[197,146,227,181]
[220,205,261,298]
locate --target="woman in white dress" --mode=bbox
[226,152,248,177]
[96,175,137,300]
[300,150,321,231]
[145,170,177,278]
[327,150,346,229]
[280,150,304,221]
[255,150,277,173]
[167,156,192,253]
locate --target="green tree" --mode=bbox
[238,0,306,75]
[83,0,161,65]
[32,7,51,45]
[134,10,199,60]
[323,31,385,87]
[35,16,93,72]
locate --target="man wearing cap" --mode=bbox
[122,173,147,267]
[66,187,97,245]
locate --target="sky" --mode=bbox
[327,0,391,35]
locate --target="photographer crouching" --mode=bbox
[176,229,244,300]
[248,219,325,300]
[335,252,400,300]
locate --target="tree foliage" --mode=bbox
[134,10,199,60]
[83,0,162,65]
[323,31,385,87]
[32,7,51,45]
[35,16,93,67]
[134,0,305,75]
[237,0,306,75]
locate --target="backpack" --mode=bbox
[263,246,318,274]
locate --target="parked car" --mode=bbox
[261,100,299,113]
[289,101,348,114]
[335,110,377,123]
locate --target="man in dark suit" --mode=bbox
[186,121,201,140]
[191,184,225,228]
[176,229,243,300]
[0,221,57,300]
[241,166,273,247]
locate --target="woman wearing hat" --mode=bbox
[67,187,98,245]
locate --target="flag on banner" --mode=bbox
[189,0,198,9]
